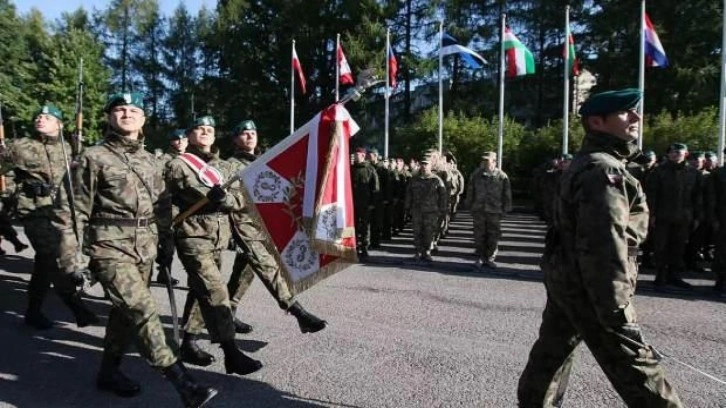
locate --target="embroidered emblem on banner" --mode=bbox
[253,170,283,202]
[178,153,224,187]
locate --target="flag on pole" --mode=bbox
[237,104,359,294]
[504,27,535,77]
[388,47,398,89]
[292,45,307,94]
[337,43,354,85]
[440,33,487,69]
[563,33,580,76]
[644,13,668,68]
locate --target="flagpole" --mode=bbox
[291,40,295,134]
[336,33,340,102]
[719,0,726,165]
[438,20,443,154]
[385,28,391,159]
[563,6,570,155]
[497,13,506,170]
[638,0,645,149]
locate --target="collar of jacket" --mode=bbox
[35,133,61,145]
[104,131,143,152]
[580,131,641,161]
[662,160,687,170]
[233,149,257,162]
[186,144,219,162]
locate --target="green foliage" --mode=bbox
[645,108,719,154]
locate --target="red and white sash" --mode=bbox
[178,152,224,187]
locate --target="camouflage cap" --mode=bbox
[481,151,497,160]
[104,92,144,113]
[190,115,216,129]
[579,88,641,116]
[35,104,63,121]
[233,119,256,135]
[669,142,688,152]
[168,129,187,140]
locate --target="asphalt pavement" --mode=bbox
[0,210,724,407]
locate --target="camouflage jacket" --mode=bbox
[405,173,447,214]
[548,132,648,322]
[373,162,393,203]
[351,161,379,210]
[55,132,164,270]
[226,149,266,241]
[155,149,181,229]
[1,134,72,218]
[453,168,465,195]
[646,160,703,223]
[165,145,244,248]
[465,167,512,214]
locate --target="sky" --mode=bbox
[13,0,207,20]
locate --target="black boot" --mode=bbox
[288,302,327,334]
[97,353,141,398]
[61,294,100,327]
[162,361,218,408]
[24,308,53,330]
[221,341,262,375]
[233,317,253,334]
[157,267,179,286]
[180,334,215,367]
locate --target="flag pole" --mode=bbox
[563,6,570,155]
[719,0,726,165]
[438,20,443,154]
[291,39,296,134]
[497,13,506,170]
[336,33,340,102]
[638,0,645,149]
[385,27,391,159]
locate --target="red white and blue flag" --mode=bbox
[644,13,668,68]
[388,47,398,89]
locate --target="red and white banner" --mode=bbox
[239,104,359,294]
[292,45,307,94]
[337,44,354,85]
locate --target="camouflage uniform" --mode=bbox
[155,148,181,282]
[405,171,447,258]
[450,167,465,218]
[351,160,379,254]
[708,166,726,293]
[518,131,681,407]
[465,166,512,261]
[371,161,393,245]
[392,165,409,234]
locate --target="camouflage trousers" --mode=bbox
[178,236,235,343]
[90,258,177,369]
[653,218,690,278]
[518,277,682,407]
[228,236,294,311]
[472,212,502,260]
[411,211,439,254]
[354,206,372,250]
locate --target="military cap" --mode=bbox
[368,147,379,155]
[560,153,573,161]
[168,129,187,140]
[705,151,717,159]
[354,146,367,153]
[669,142,688,152]
[643,149,656,158]
[104,92,144,113]
[189,115,216,129]
[481,151,497,160]
[690,151,705,159]
[578,88,641,116]
[233,119,256,135]
[35,104,63,121]
[419,155,431,164]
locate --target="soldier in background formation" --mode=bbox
[465,152,512,269]
[368,148,392,247]
[391,157,410,236]
[405,153,447,263]
[0,170,29,255]
[351,147,379,258]
[708,148,726,295]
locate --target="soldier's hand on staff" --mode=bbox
[206,184,226,203]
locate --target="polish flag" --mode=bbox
[292,45,307,94]
[338,44,354,85]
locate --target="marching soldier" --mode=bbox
[465,152,512,269]
[405,153,447,263]
[154,129,188,287]
[166,115,263,375]
[54,93,217,406]
[2,104,97,330]
[518,88,682,406]
[351,146,379,258]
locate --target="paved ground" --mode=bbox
[0,210,725,407]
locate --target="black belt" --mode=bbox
[90,217,156,228]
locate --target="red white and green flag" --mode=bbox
[504,27,535,77]
[563,33,580,76]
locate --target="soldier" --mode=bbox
[465,151,512,269]
[1,104,97,330]
[166,115,263,375]
[518,88,682,407]
[647,143,702,289]
[629,149,658,268]
[391,157,408,236]
[54,93,217,406]
[705,151,719,171]
[154,129,188,287]
[405,153,447,263]
[351,146,379,258]
[539,157,561,225]
[708,147,726,295]
[685,151,709,273]
[221,119,327,333]
[450,158,465,220]
[368,148,392,246]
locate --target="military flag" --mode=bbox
[238,104,359,295]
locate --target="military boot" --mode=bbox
[180,333,215,367]
[162,361,218,408]
[24,296,53,330]
[220,341,262,375]
[157,266,179,286]
[97,353,141,398]
[288,302,327,333]
[230,307,253,334]
[61,294,100,327]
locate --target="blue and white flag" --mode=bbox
[440,33,487,69]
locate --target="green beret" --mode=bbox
[104,92,144,113]
[168,129,187,140]
[669,142,688,152]
[35,104,63,121]
[190,115,216,129]
[579,88,642,116]
[233,120,256,135]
